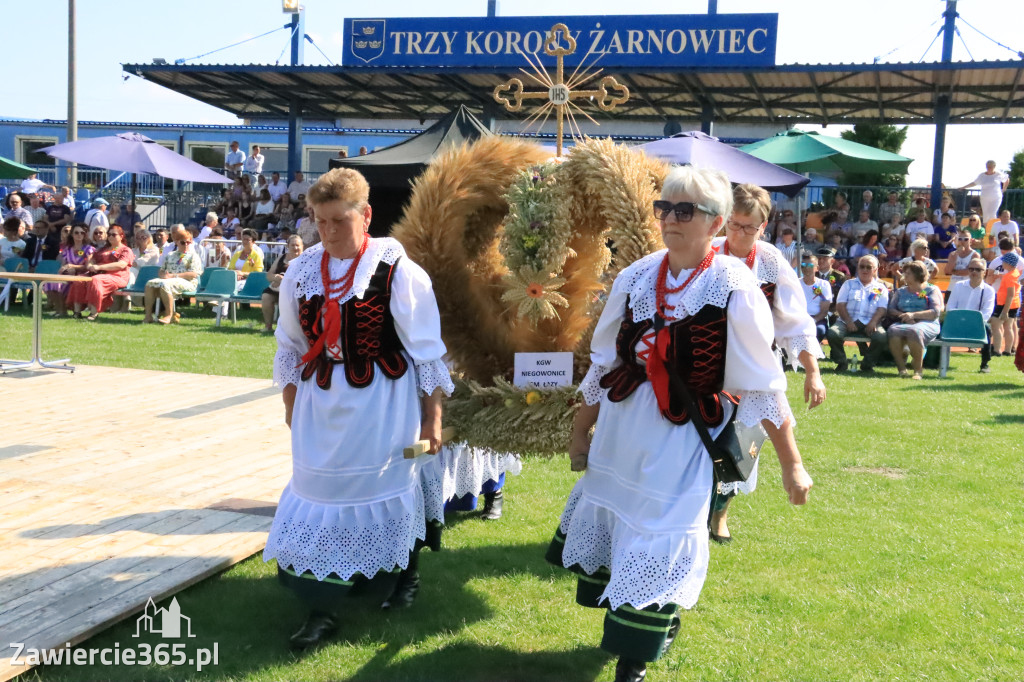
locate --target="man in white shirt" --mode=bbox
[267,171,288,203]
[19,172,55,196]
[904,210,934,244]
[196,212,217,245]
[286,171,311,200]
[850,209,879,240]
[826,255,890,372]
[946,257,996,373]
[224,141,246,179]
[60,186,75,210]
[990,210,1020,247]
[799,252,831,340]
[84,199,110,230]
[243,145,264,184]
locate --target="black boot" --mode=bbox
[481,490,503,520]
[381,567,420,609]
[289,610,337,650]
[614,657,647,682]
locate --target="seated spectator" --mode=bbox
[990,210,1020,247]
[59,186,75,210]
[816,246,847,305]
[267,171,287,203]
[44,195,72,231]
[834,208,853,238]
[831,191,849,213]
[152,227,169,256]
[1,217,26,260]
[286,170,311,199]
[23,219,61,267]
[986,250,1021,357]
[850,210,879,241]
[27,195,47,225]
[130,227,161,274]
[776,227,798,268]
[65,225,134,320]
[204,227,232,269]
[884,234,904,264]
[826,255,890,372]
[4,194,34,228]
[945,229,982,287]
[904,210,934,245]
[898,239,938,278]
[878,191,904,228]
[826,233,850,266]
[856,190,875,220]
[273,193,297,234]
[221,209,241,238]
[227,228,264,284]
[799,252,831,340]
[252,189,276,233]
[262,234,304,332]
[850,230,886,262]
[931,213,957,261]
[143,226,204,325]
[295,204,319,247]
[885,261,943,379]
[932,195,956,224]
[115,203,142,231]
[44,223,95,316]
[800,227,821,249]
[89,224,107,248]
[965,213,986,249]
[947,257,996,373]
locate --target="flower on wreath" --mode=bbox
[501,266,569,322]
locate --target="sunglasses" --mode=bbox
[653,200,714,223]
[967,267,985,272]
[800,262,814,267]
[957,237,971,241]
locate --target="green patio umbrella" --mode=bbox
[740,129,912,175]
[0,155,37,180]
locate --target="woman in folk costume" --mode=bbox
[264,168,454,650]
[708,184,826,544]
[546,166,813,682]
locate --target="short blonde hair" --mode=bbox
[732,183,772,223]
[910,238,929,253]
[307,168,370,209]
[661,166,733,219]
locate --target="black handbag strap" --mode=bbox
[664,360,721,455]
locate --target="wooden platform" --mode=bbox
[0,366,291,680]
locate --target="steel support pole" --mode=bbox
[700,99,714,136]
[66,0,77,188]
[287,10,305,182]
[931,0,958,209]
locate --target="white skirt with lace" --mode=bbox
[263,364,445,581]
[437,441,522,500]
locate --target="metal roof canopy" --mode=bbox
[124,59,1024,125]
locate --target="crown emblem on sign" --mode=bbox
[354,41,368,48]
[369,40,381,48]
[361,26,375,35]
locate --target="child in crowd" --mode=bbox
[1,218,26,260]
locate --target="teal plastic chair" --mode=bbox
[194,269,237,326]
[33,260,62,276]
[118,265,161,298]
[195,267,225,296]
[939,309,987,344]
[226,272,269,324]
[1,257,30,311]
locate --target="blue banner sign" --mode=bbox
[343,14,777,69]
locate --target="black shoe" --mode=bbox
[834,362,847,373]
[614,657,647,682]
[662,614,681,656]
[979,365,990,374]
[709,530,732,545]
[381,569,420,609]
[859,364,875,373]
[289,611,337,651]
[481,490,503,520]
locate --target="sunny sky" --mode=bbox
[8,0,1024,185]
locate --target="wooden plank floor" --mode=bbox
[0,366,291,681]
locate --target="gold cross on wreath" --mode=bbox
[493,23,630,157]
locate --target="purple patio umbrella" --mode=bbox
[39,132,230,213]
[637,131,811,198]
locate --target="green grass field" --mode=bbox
[3,307,1023,682]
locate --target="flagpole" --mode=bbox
[67,0,77,188]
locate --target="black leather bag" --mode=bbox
[666,369,765,484]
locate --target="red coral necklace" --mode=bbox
[655,249,714,319]
[722,239,757,270]
[300,237,369,364]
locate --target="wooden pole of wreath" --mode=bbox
[492,23,631,157]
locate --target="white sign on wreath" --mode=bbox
[513,352,574,389]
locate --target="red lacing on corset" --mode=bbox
[353,299,385,357]
[688,318,726,391]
